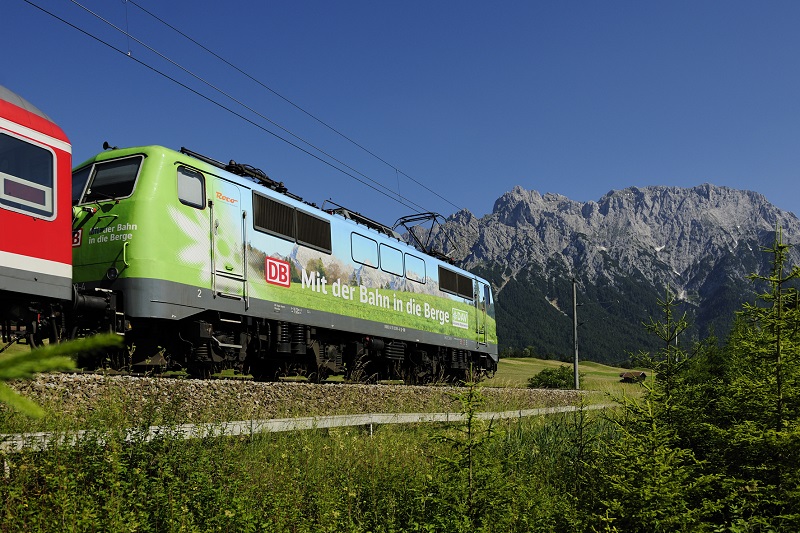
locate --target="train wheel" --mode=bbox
[24,317,46,349]
[248,360,281,382]
[187,361,213,379]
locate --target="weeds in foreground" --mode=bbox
[1,402,609,533]
[0,335,120,417]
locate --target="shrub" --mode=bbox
[527,365,578,390]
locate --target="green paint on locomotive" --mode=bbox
[73,148,215,288]
[72,146,497,346]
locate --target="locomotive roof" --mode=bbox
[77,144,471,271]
[0,85,54,122]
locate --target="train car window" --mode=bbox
[82,156,141,202]
[351,232,378,268]
[296,209,332,254]
[380,244,403,276]
[253,191,295,242]
[0,132,54,218]
[177,166,205,209]
[405,253,426,283]
[438,265,474,300]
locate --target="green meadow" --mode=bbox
[489,357,646,396]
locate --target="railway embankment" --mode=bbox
[4,373,584,430]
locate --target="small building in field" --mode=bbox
[619,371,647,383]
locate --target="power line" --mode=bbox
[66,0,430,214]
[22,0,426,212]
[125,0,465,213]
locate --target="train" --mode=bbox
[0,84,498,382]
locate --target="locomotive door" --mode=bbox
[210,179,246,301]
[475,280,488,345]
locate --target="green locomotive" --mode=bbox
[72,145,497,381]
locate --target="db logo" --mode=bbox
[265,257,291,287]
[72,229,82,247]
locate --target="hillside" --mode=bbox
[433,184,800,363]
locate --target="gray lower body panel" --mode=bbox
[0,264,72,301]
[96,277,498,361]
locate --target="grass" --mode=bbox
[0,384,613,532]
[1,341,626,531]
[489,357,647,398]
[0,339,29,357]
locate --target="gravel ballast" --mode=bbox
[5,373,584,427]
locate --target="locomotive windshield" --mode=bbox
[74,156,142,204]
[72,165,90,204]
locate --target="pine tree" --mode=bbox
[703,226,800,526]
[587,290,717,532]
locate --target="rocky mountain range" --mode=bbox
[432,183,800,364]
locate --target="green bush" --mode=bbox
[527,365,578,389]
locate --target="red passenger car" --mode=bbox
[0,85,72,344]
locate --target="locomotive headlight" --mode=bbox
[106,267,119,281]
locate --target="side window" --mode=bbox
[352,233,378,268]
[380,244,403,276]
[405,253,426,283]
[177,166,205,209]
[0,132,55,219]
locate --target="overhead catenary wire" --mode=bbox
[63,0,430,215]
[23,0,419,209]
[125,0,464,214]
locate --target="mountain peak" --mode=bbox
[439,183,800,361]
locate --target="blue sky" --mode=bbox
[5,1,800,225]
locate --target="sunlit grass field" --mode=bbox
[488,357,647,398]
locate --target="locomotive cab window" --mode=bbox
[438,265,474,300]
[72,165,91,204]
[77,155,142,204]
[0,132,55,219]
[177,166,205,209]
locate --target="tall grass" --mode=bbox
[1,389,615,532]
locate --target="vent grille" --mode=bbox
[253,192,294,240]
[439,266,473,300]
[297,209,332,253]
